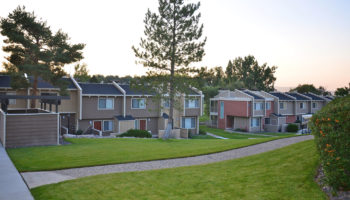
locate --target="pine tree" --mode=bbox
[0,6,85,107]
[132,0,206,137]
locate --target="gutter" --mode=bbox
[112,81,126,118]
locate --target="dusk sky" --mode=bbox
[0,0,349,91]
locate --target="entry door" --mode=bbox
[94,121,102,131]
[139,120,146,130]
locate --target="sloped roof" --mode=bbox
[286,92,310,101]
[0,75,76,89]
[79,83,123,95]
[324,96,334,100]
[119,84,152,95]
[115,115,135,121]
[269,92,295,101]
[303,93,325,101]
[242,90,263,100]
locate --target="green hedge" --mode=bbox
[286,124,298,132]
[118,129,152,138]
[309,95,350,191]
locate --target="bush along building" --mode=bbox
[209,89,330,132]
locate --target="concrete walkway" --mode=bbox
[0,144,34,200]
[206,132,229,139]
[22,135,313,189]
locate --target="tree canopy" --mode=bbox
[132,0,206,135]
[335,83,350,97]
[289,84,331,95]
[0,6,85,107]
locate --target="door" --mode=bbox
[139,119,146,130]
[94,121,102,131]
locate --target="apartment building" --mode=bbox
[210,89,329,132]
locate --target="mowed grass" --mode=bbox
[31,140,325,200]
[8,137,281,172]
[201,126,296,138]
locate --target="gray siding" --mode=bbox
[279,101,294,115]
[82,96,123,119]
[296,101,309,114]
[5,113,58,148]
[126,97,160,118]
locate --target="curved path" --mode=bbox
[22,135,313,189]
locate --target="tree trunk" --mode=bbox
[163,2,176,139]
[30,75,38,108]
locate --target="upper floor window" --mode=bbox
[266,102,271,110]
[254,102,263,111]
[279,102,285,110]
[163,99,170,108]
[7,92,16,105]
[99,98,114,110]
[185,98,199,108]
[220,101,224,119]
[312,102,317,109]
[132,98,146,109]
[299,102,305,109]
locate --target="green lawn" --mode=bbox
[31,140,325,200]
[8,137,282,172]
[190,134,217,139]
[200,126,296,138]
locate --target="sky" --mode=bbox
[0,0,349,92]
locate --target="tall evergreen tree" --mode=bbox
[132,0,206,137]
[74,63,90,82]
[0,6,85,107]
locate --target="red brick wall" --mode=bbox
[266,101,274,117]
[218,100,249,129]
[286,115,296,123]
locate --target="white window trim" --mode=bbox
[299,102,305,109]
[181,117,196,129]
[103,120,113,131]
[131,98,146,109]
[185,98,199,109]
[251,117,260,127]
[312,102,317,109]
[98,97,114,110]
[266,102,271,110]
[279,102,286,110]
[7,92,16,105]
[254,102,263,111]
[163,99,170,108]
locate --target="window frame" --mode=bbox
[185,98,199,109]
[98,97,114,110]
[266,102,271,110]
[254,102,263,111]
[299,102,305,109]
[220,101,224,119]
[103,120,113,131]
[312,102,317,109]
[181,117,196,129]
[131,98,146,109]
[7,92,16,105]
[265,118,270,125]
[251,117,260,127]
[279,102,285,110]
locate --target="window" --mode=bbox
[135,120,139,129]
[181,117,196,129]
[266,102,271,110]
[265,118,270,124]
[98,98,114,110]
[312,102,317,109]
[103,120,113,131]
[299,102,305,109]
[251,118,260,127]
[7,92,16,105]
[220,101,224,119]
[254,102,263,110]
[132,98,146,109]
[185,98,199,108]
[279,102,285,109]
[163,99,170,108]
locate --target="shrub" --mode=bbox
[234,128,246,132]
[309,95,350,191]
[286,124,298,132]
[199,128,206,135]
[118,129,152,138]
[75,129,83,135]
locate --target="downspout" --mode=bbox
[112,81,126,118]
